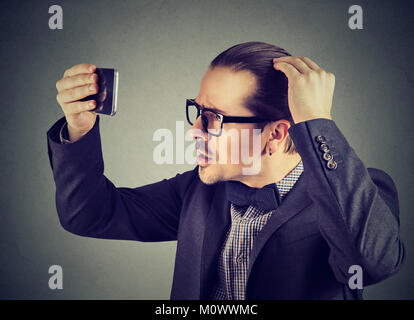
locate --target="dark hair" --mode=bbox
[209,41,297,154]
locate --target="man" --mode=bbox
[47,41,405,299]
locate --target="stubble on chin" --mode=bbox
[198,166,221,185]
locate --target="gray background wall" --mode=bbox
[0,0,413,299]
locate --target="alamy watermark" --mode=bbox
[48,5,63,30]
[348,264,363,290]
[348,5,363,30]
[152,121,263,175]
[48,265,63,290]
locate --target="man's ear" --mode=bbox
[266,120,291,152]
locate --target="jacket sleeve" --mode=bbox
[288,118,405,287]
[46,116,198,242]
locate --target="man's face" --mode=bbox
[190,66,265,185]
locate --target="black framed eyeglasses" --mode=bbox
[186,98,269,137]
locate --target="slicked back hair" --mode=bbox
[209,41,297,154]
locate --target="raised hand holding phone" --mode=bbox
[55,64,118,142]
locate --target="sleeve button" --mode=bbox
[319,143,330,152]
[322,152,333,161]
[326,159,338,170]
[315,135,326,143]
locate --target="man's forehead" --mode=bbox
[196,67,256,115]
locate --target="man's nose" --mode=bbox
[190,116,208,141]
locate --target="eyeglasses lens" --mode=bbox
[188,104,221,134]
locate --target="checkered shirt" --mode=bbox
[212,160,304,300]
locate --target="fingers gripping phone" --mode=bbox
[80,68,119,116]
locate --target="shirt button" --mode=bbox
[319,143,330,153]
[315,135,326,144]
[322,152,333,161]
[326,159,338,170]
[236,255,243,264]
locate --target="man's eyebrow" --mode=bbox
[194,99,227,115]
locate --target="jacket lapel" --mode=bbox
[247,172,313,280]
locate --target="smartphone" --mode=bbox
[80,68,119,116]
